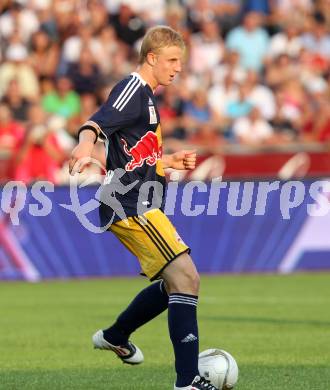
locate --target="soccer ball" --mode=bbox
[198,349,238,389]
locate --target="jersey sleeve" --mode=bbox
[89,77,142,139]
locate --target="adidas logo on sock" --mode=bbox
[181,333,198,343]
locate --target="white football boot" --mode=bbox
[92,329,144,365]
[174,375,218,390]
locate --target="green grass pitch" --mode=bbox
[1,273,330,390]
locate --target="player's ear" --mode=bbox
[146,52,157,67]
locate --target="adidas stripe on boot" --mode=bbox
[92,329,144,365]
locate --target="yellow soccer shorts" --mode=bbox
[109,209,190,281]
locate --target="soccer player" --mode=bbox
[69,26,217,390]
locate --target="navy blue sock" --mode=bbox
[103,280,168,345]
[168,293,199,387]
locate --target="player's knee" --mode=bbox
[182,270,200,295]
[189,271,200,295]
[161,252,200,295]
[166,269,200,295]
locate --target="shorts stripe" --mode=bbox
[142,223,173,260]
[139,215,176,257]
[132,217,171,262]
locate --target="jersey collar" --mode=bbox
[131,72,147,86]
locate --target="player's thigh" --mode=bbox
[109,209,190,281]
[161,252,200,295]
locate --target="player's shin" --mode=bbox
[168,293,199,387]
[103,280,168,345]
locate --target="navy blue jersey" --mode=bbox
[88,72,166,226]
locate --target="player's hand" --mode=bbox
[69,141,94,175]
[170,150,197,170]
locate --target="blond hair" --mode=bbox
[139,25,185,64]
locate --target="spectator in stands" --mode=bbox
[226,82,252,119]
[208,71,239,120]
[301,93,330,143]
[0,102,25,180]
[266,23,303,60]
[190,18,224,74]
[165,4,186,33]
[85,0,108,34]
[1,79,31,123]
[51,91,103,182]
[109,3,146,47]
[102,0,122,14]
[301,15,330,61]
[28,30,59,80]
[14,103,66,183]
[66,47,102,95]
[211,0,242,34]
[39,77,56,97]
[42,76,80,119]
[226,11,269,71]
[270,89,299,139]
[271,0,313,25]
[67,93,99,142]
[276,77,308,133]
[313,98,330,143]
[244,70,276,120]
[95,26,120,78]
[0,1,40,44]
[211,49,246,84]
[315,0,330,26]
[52,0,79,45]
[186,0,217,33]
[61,24,103,67]
[232,106,274,145]
[104,46,134,84]
[297,47,329,84]
[29,0,54,39]
[182,88,215,133]
[124,0,167,25]
[157,86,186,141]
[265,53,299,89]
[0,42,40,100]
[271,70,320,141]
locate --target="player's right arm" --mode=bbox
[69,124,99,175]
[69,76,141,175]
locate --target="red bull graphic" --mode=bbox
[121,131,162,172]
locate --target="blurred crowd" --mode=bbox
[0,0,329,183]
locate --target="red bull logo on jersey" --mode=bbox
[121,131,162,172]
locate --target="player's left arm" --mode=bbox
[162,150,197,170]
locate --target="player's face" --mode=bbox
[152,45,184,86]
